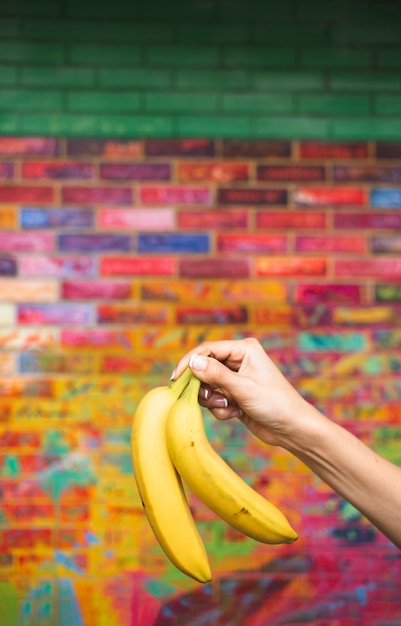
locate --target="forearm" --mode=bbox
[285,402,401,549]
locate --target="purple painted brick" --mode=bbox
[0,256,17,276]
[20,255,95,277]
[58,234,132,253]
[0,232,54,252]
[18,303,93,325]
[22,161,94,179]
[371,236,401,253]
[100,163,171,181]
[0,163,14,179]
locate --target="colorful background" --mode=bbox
[1,1,401,624]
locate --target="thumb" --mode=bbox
[188,353,237,394]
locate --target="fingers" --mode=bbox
[198,385,243,421]
[171,339,248,381]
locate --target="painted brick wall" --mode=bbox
[1,136,401,624]
[0,0,401,138]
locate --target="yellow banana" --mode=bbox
[130,368,212,583]
[166,374,298,545]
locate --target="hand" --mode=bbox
[171,337,313,448]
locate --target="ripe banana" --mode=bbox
[131,368,212,583]
[166,373,298,545]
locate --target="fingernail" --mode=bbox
[170,369,176,381]
[189,354,208,372]
[215,397,228,409]
[199,387,209,400]
[232,408,243,418]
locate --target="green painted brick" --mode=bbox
[0,0,62,16]
[331,118,401,140]
[254,24,327,45]
[0,41,64,64]
[377,49,401,69]
[145,93,218,114]
[98,23,174,43]
[330,71,401,91]
[67,91,142,113]
[299,94,370,116]
[99,68,172,89]
[296,0,400,20]
[374,95,401,116]
[222,93,294,114]
[301,47,371,68]
[253,116,330,139]
[22,19,97,41]
[177,69,249,90]
[0,89,62,110]
[21,67,95,88]
[66,0,139,19]
[147,45,219,67]
[333,23,401,45]
[0,114,19,133]
[139,0,217,21]
[21,114,173,137]
[223,46,296,68]
[177,24,249,44]
[0,19,19,38]
[223,0,296,21]
[0,67,17,85]
[177,115,252,138]
[69,44,141,66]
[254,71,324,91]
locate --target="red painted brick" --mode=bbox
[334,212,401,229]
[100,162,170,181]
[0,232,54,252]
[62,186,133,205]
[257,211,326,229]
[296,235,366,253]
[257,165,325,182]
[217,233,287,253]
[61,329,133,348]
[67,139,142,158]
[22,161,94,180]
[0,137,59,156]
[20,255,95,277]
[98,208,175,230]
[294,187,365,206]
[335,259,401,279]
[0,186,54,203]
[179,258,250,278]
[218,187,287,205]
[178,209,248,229]
[333,165,401,183]
[256,257,327,277]
[100,256,175,276]
[294,284,362,304]
[222,140,291,158]
[178,162,249,183]
[176,306,248,324]
[145,139,215,157]
[97,303,170,324]
[62,281,132,300]
[140,185,211,206]
[299,141,368,159]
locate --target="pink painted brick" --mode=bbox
[177,162,249,183]
[62,281,132,299]
[20,255,95,277]
[0,232,54,252]
[61,329,133,348]
[335,259,401,279]
[334,212,401,229]
[295,284,362,304]
[217,234,287,253]
[299,141,368,159]
[100,256,174,276]
[296,235,366,253]
[0,186,54,203]
[22,161,94,179]
[218,187,287,205]
[18,303,92,325]
[294,187,365,206]
[98,208,175,230]
[178,209,248,229]
[62,186,133,205]
[140,185,211,206]
[179,258,250,278]
[257,211,326,229]
[256,257,327,277]
[0,137,59,156]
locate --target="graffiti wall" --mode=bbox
[1,136,401,624]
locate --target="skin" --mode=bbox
[171,337,401,550]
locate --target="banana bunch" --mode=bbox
[131,369,298,583]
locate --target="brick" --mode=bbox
[294,187,365,206]
[140,186,211,206]
[145,92,218,114]
[176,69,248,91]
[137,233,209,254]
[22,161,94,179]
[0,256,17,276]
[335,259,401,279]
[301,47,371,68]
[219,281,288,303]
[100,162,171,181]
[61,186,133,205]
[218,187,287,205]
[375,95,401,116]
[97,304,170,324]
[20,255,95,277]
[296,235,366,253]
[176,306,248,325]
[21,66,94,88]
[58,234,131,253]
[0,162,13,178]
[333,306,399,326]
[222,140,291,158]
[98,208,174,230]
[178,209,248,229]
[223,46,296,67]
[60,329,132,349]
[179,258,250,278]
[334,166,401,183]
[222,93,294,114]
[299,94,370,116]
[371,236,401,253]
[334,212,401,230]
[257,165,325,182]
[297,331,368,353]
[67,139,142,158]
[145,139,215,157]
[371,189,401,208]
[0,41,64,64]
[217,234,287,253]
[0,186,53,203]
[99,22,174,43]
[21,207,94,229]
[330,71,401,91]
[333,22,401,45]
[177,115,251,138]
[0,279,57,302]
[0,207,17,229]
[254,117,329,139]
[177,24,249,44]
[139,280,214,302]
[256,210,326,229]
[256,257,327,277]
[0,378,53,398]
[332,119,401,140]
[254,71,324,91]
[0,328,57,350]
[376,142,401,160]
[375,285,401,303]
[100,67,172,89]
[70,43,141,66]
[0,232,54,252]
[18,303,93,325]
[295,284,362,304]
[177,162,249,183]
[0,353,15,376]
[20,352,100,375]
[100,257,174,276]
[0,303,15,325]
[146,45,219,66]
[299,141,368,159]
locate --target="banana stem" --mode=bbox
[169,367,193,397]
[183,373,201,402]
